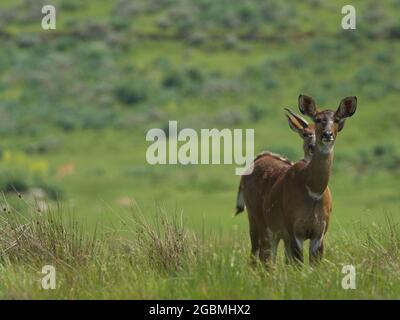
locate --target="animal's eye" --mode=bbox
[315,118,321,123]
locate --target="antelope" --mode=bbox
[244,95,357,266]
[57,162,75,179]
[236,108,316,263]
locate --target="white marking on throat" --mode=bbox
[306,185,324,201]
[318,144,334,155]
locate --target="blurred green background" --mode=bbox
[0,0,399,236]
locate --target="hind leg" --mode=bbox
[248,217,259,266]
[268,230,279,265]
[258,230,272,268]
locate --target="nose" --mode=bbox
[322,131,333,140]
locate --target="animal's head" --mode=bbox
[298,95,357,154]
[285,107,316,160]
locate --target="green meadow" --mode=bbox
[0,0,399,299]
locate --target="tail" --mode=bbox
[235,182,245,215]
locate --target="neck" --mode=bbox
[303,145,333,195]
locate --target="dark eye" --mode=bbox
[315,118,321,123]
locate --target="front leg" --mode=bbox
[309,237,324,265]
[284,236,304,264]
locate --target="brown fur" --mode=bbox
[237,95,357,266]
[235,108,316,264]
[235,108,315,215]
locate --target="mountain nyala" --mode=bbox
[236,95,357,266]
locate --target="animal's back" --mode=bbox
[239,152,292,217]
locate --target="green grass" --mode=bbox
[0,205,399,299]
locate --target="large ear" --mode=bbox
[335,96,357,120]
[298,94,317,118]
[337,119,346,132]
[286,114,303,134]
[284,107,309,129]
[285,108,308,134]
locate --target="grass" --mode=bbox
[0,198,399,299]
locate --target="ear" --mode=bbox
[298,94,317,118]
[335,96,357,120]
[286,114,303,134]
[284,107,309,129]
[337,119,346,132]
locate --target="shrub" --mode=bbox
[16,34,41,48]
[388,21,400,39]
[35,181,64,200]
[25,137,63,155]
[0,151,47,193]
[113,0,143,17]
[355,66,378,85]
[224,34,239,49]
[162,69,185,89]
[81,108,117,129]
[0,150,62,198]
[248,104,267,122]
[186,32,208,46]
[54,36,78,51]
[372,144,400,170]
[73,21,110,40]
[168,7,197,37]
[287,53,307,69]
[238,2,258,23]
[374,51,393,64]
[156,17,172,29]
[222,12,241,28]
[60,0,87,12]
[54,106,87,131]
[0,169,30,193]
[346,143,400,173]
[109,16,131,31]
[121,209,197,274]
[161,66,205,94]
[237,43,252,54]
[264,77,279,89]
[0,208,98,268]
[114,81,148,106]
